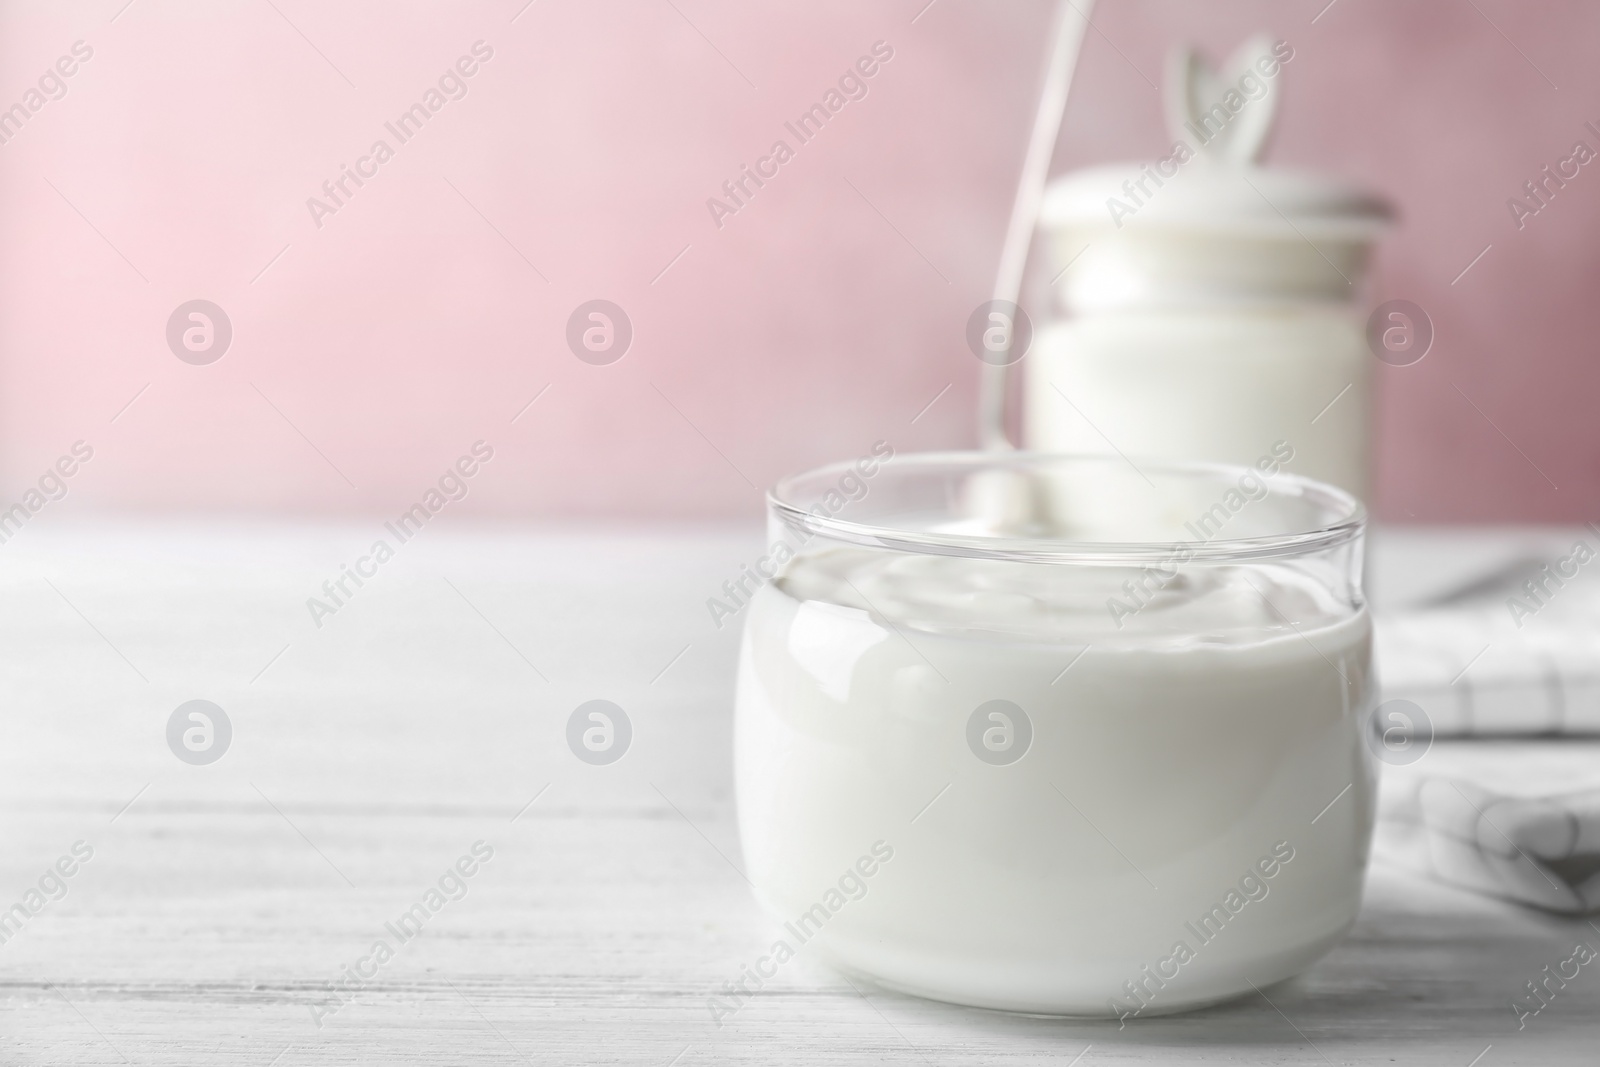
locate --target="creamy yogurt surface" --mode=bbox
[734,545,1376,1016]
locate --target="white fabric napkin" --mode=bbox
[1377,608,1600,735]
[1376,742,1600,914]
[1374,540,1600,736]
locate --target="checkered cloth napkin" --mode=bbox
[1370,553,1600,912]
[1376,743,1600,914]
[1372,535,1600,736]
[1376,605,1600,736]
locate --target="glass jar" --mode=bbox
[733,451,1375,1017]
[1025,164,1390,501]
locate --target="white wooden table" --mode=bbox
[1,521,1596,1065]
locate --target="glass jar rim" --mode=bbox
[768,451,1366,566]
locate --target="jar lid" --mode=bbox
[1040,162,1391,240]
[1040,35,1391,241]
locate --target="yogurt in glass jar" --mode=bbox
[733,452,1375,1017]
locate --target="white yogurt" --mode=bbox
[734,545,1376,1016]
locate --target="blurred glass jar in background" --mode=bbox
[1025,40,1392,500]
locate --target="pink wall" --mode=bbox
[0,0,1593,521]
